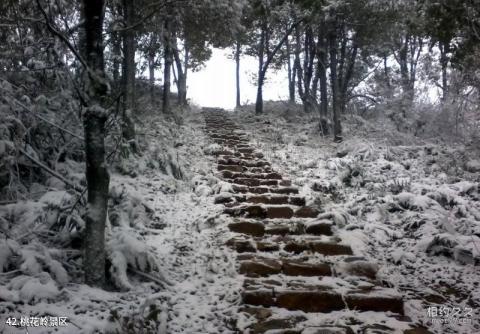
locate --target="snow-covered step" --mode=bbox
[284,240,353,256]
[231,185,299,195]
[226,219,332,237]
[224,204,320,219]
[242,286,404,314]
[239,257,332,277]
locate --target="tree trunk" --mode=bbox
[255,20,299,114]
[328,13,342,142]
[285,33,295,103]
[121,0,136,152]
[148,52,155,103]
[294,26,304,101]
[399,34,414,104]
[439,40,449,101]
[383,55,390,89]
[235,40,241,108]
[339,39,358,115]
[111,30,121,85]
[82,0,110,288]
[303,26,316,113]
[184,45,189,102]
[172,43,187,106]
[162,18,172,113]
[317,21,328,135]
[255,25,266,115]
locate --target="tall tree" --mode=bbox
[82,0,110,287]
[422,0,462,101]
[327,6,342,142]
[162,15,173,113]
[235,40,242,107]
[247,0,299,114]
[121,0,137,151]
[317,16,329,134]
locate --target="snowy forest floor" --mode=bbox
[0,101,479,334]
[230,102,480,334]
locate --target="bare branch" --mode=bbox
[35,0,88,70]
[17,147,84,193]
[2,95,84,140]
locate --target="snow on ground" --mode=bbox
[0,107,241,333]
[230,102,480,334]
[1,101,479,333]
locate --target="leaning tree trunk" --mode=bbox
[235,40,241,108]
[328,14,342,142]
[162,18,173,113]
[121,0,136,152]
[82,0,110,287]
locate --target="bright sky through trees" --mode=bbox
[188,48,289,109]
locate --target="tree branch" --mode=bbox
[261,19,303,77]
[17,147,84,193]
[3,95,84,140]
[35,0,89,70]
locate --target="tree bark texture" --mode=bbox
[162,18,173,113]
[82,0,110,287]
[121,0,136,151]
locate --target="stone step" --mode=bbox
[264,224,295,236]
[210,134,244,140]
[214,195,234,204]
[246,166,273,173]
[226,236,352,256]
[217,164,246,172]
[240,306,396,334]
[242,288,404,314]
[229,178,289,187]
[213,139,249,145]
[228,221,265,237]
[224,205,293,219]
[301,220,334,235]
[227,220,332,238]
[283,260,332,276]
[218,157,270,168]
[231,185,299,194]
[239,258,332,277]
[226,238,279,253]
[226,238,257,253]
[239,258,282,276]
[208,149,234,156]
[263,186,299,194]
[224,205,320,219]
[235,195,305,206]
[284,241,353,256]
[223,140,247,147]
[221,171,283,180]
[239,152,265,159]
[238,147,255,154]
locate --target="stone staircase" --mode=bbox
[203,108,431,334]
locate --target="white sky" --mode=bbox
[186,48,289,110]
